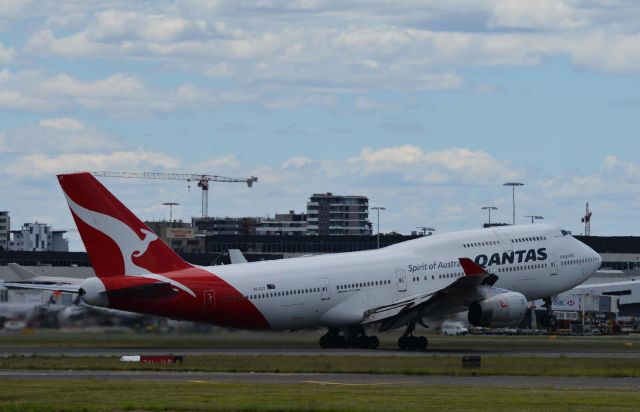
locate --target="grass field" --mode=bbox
[1,329,639,353]
[2,331,639,411]
[2,354,640,377]
[0,380,639,411]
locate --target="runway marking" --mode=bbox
[302,380,411,386]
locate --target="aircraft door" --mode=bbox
[549,253,559,276]
[396,269,407,292]
[320,278,330,300]
[203,289,215,312]
[494,231,513,252]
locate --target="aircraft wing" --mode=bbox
[3,277,176,301]
[3,281,82,293]
[8,263,37,280]
[363,258,498,331]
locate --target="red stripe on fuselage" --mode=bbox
[103,267,270,330]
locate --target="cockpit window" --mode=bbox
[561,230,572,236]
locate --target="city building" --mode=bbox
[144,220,205,254]
[307,193,372,236]
[8,222,68,252]
[192,216,259,235]
[255,211,308,236]
[576,235,640,272]
[204,233,418,259]
[0,211,9,251]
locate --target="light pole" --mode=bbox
[481,206,498,225]
[371,206,386,248]
[503,182,524,225]
[163,202,180,227]
[525,215,544,224]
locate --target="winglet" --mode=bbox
[229,249,248,264]
[458,258,487,276]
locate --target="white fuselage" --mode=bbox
[206,224,601,330]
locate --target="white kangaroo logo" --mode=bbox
[64,193,196,297]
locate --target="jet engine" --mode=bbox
[79,277,109,308]
[468,291,527,328]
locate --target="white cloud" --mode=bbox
[0,41,15,63]
[0,69,257,115]
[489,0,587,30]
[281,156,313,168]
[13,0,640,114]
[0,132,8,152]
[348,146,521,185]
[39,117,85,131]
[0,0,30,18]
[538,155,640,198]
[4,151,182,179]
[191,154,242,172]
[2,117,121,154]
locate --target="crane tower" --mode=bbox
[92,171,258,218]
[581,202,592,236]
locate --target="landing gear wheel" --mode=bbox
[346,335,359,348]
[417,336,428,350]
[319,335,330,348]
[541,297,557,330]
[319,329,346,349]
[398,336,408,350]
[546,314,557,328]
[368,336,380,349]
[357,335,370,349]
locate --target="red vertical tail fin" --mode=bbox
[58,172,192,278]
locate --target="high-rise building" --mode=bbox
[0,211,9,251]
[9,222,68,252]
[256,211,308,236]
[307,193,372,235]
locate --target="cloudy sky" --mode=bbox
[1,1,640,250]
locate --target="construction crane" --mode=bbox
[92,171,258,218]
[581,202,592,236]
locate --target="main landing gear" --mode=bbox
[540,297,557,329]
[319,327,380,349]
[397,321,428,351]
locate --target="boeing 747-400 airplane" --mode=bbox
[7,173,602,350]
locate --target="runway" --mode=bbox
[2,346,638,358]
[1,369,639,388]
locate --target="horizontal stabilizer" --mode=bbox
[3,282,81,293]
[105,282,178,299]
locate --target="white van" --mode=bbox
[442,322,468,336]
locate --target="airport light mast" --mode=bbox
[481,206,498,225]
[371,206,386,249]
[525,215,544,224]
[503,182,524,225]
[163,202,180,226]
[93,171,258,218]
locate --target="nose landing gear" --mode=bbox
[540,297,557,329]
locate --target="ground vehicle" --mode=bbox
[442,322,468,336]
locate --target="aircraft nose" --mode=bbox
[593,250,602,270]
